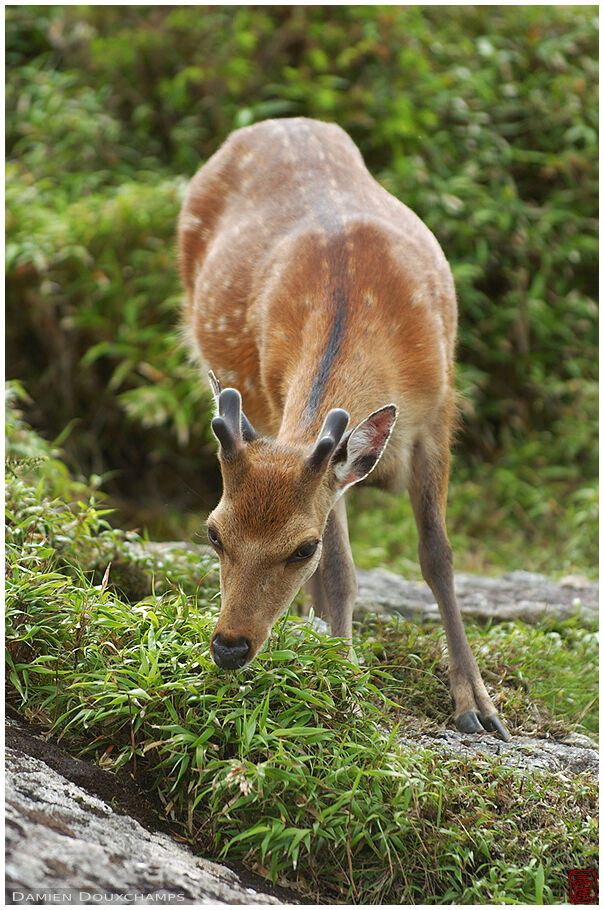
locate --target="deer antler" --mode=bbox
[209,372,259,458]
[306,408,349,472]
[211,388,243,460]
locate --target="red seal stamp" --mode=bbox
[569,869,598,904]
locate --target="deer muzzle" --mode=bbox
[211,632,252,670]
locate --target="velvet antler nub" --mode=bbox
[306,408,349,472]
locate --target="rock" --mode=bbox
[5,722,296,906]
[395,726,599,777]
[355,568,598,626]
[354,568,434,620]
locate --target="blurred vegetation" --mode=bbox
[5,5,598,574]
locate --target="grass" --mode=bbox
[5,393,599,903]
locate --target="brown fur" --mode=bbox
[177,118,509,739]
[179,117,456,479]
[208,441,332,659]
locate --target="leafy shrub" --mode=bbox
[5,383,213,597]
[6,168,218,514]
[6,66,126,197]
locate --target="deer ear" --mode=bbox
[330,405,397,495]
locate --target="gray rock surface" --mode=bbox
[5,733,292,906]
[395,727,599,777]
[355,568,598,626]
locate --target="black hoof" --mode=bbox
[456,710,482,734]
[481,713,512,742]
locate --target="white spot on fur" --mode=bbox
[181,213,203,232]
[409,288,427,307]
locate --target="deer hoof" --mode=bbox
[480,713,512,742]
[455,710,482,734]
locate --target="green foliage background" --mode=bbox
[6,5,598,573]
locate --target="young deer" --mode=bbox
[178,117,509,741]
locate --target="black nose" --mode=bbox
[211,634,251,670]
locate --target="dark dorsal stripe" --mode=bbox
[304,286,346,421]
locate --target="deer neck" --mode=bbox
[274,302,386,449]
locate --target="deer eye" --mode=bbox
[207,525,223,551]
[287,540,319,564]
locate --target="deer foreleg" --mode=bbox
[312,497,356,640]
[304,569,329,620]
[409,440,510,741]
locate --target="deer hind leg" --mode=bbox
[306,497,356,640]
[409,439,510,741]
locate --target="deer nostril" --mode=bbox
[211,633,251,670]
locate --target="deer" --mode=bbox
[178,117,510,741]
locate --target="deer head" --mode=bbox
[205,373,397,669]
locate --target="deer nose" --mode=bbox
[211,633,251,670]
